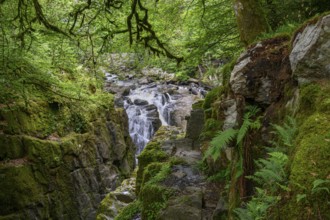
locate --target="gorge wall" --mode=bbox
[0,93,135,219]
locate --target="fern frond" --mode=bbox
[237,115,252,145]
[271,116,297,148]
[204,128,237,161]
[237,106,261,145]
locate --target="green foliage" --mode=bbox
[234,115,301,219]
[115,200,141,220]
[269,116,297,151]
[235,187,280,220]
[175,71,190,82]
[67,112,88,134]
[260,0,330,30]
[200,118,222,140]
[207,168,231,182]
[296,178,330,208]
[205,128,238,161]
[312,179,330,195]
[237,106,261,145]
[235,152,288,220]
[203,86,225,110]
[139,182,172,220]
[204,106,261,162]
[248,152,288,192]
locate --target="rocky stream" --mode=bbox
[97,66,221,219]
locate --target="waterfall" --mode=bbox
[124,84,173,154]
[105,72,207,155]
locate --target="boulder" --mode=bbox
[230,37,291,105]
[96,177,136,220]
[290,14,330,83]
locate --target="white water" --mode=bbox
[105,73,207,155]
[124,84,175,154]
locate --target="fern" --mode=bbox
[237,106,261,145]
[237,152,288,219]
[311,179,330,194]
[235,188,279,220]
[205,105,261,162]
[204,128,237,161]
[270,116,297,150]
[248,152,288,192]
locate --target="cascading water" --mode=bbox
[105,72,207,155]
[124,84,173,154]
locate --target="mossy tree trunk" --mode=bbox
[233,0,270,46]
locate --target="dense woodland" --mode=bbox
[1,0,330,220]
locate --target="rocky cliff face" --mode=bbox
[0,94,135,220]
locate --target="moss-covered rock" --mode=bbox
[113,200,141,220]
[140,184,172,220]
[0,166,43,216]
[0,92,135,219]
[282,83,330,219]
[136,140,168,194]
[0,135,24,160]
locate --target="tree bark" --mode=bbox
[233,0,270,46]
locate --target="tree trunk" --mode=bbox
[233,0,270,46]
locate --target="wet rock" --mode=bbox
[96,177,136,220]
[138,77,149,84]
[133,99,149,106]
[290,14,330,83]
[157,189,203,220]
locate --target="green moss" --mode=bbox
[299,83,321,112]
[139,184,172,220]
[221,57,238,85]
[141,162,163,187]
[0,135,24,160]
[136,141,169,194]
[284,111,330,218]
[276,81,330,219]
[143,162,172,187]
[0,166,43,215]
[114,200,141,220]
[203,86,226,114]
[96,194,117,219]
[200,118,222,141]
[23,136,62,168]
[192,100,204,110]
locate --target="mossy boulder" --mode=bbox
[283,83,330,219]
[136,140,168,194]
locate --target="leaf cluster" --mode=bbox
[204,106,261,161]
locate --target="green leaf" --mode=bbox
[296,194,307,203]
[204,128,237,161]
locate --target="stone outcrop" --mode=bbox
[0,94,135,220]
[96,175,136,220]
[290,14,330,83]
[230,37,292,106]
